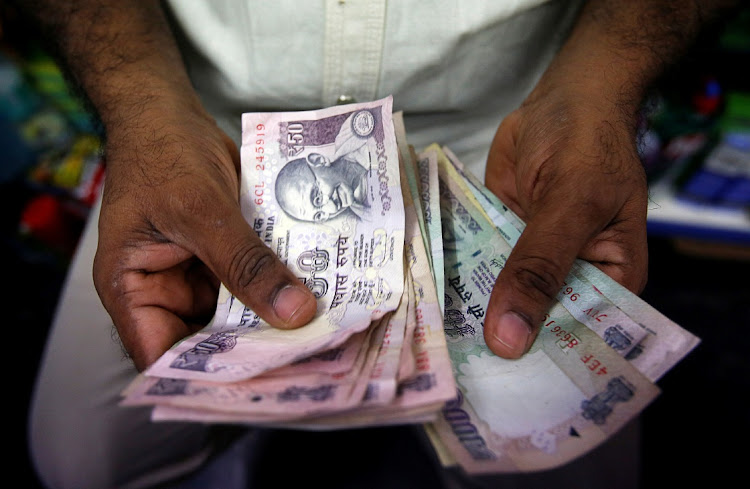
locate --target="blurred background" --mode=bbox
[1,3,748,488]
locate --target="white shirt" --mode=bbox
[166,0,583,177]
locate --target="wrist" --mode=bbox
[95,79,208,137]
[527,0,737,131]
[23,1,202,133]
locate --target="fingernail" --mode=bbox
[493,312,532,357]
[274,285,312,323]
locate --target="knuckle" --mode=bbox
[227,240,278,289]
[164,183,236,234]
[168,185,215,220]
[510,255,565,302]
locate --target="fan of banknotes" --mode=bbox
[121,96,700,474]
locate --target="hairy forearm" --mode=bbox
[12,1,201,130]
[534,0,740,123]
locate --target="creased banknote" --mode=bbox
[237,144,458,430]
[440,146,700,382]
[427,153,661,473]
[145,97,405,382]
[122,98,700,476]
[415,146,445,313]
[126,316,388,420]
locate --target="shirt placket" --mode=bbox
[323,0,387,106]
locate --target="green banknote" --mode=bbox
[427,155,660,473]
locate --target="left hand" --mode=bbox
[483,82,649,359]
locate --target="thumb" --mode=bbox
[191,201,317,329]
[484,205,593,359]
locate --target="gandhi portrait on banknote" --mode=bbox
[275,109,376,223]
[275,151,370,222]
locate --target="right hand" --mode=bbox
[93,98,317,371]
[482,83,649,360]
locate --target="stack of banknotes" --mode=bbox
[121,96,700,473]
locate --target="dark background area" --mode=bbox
[3,3,749,488]
[639,238,750,488]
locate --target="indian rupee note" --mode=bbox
[395,159,457,410]
[359,274,409,407]
[274,158,458,429]
[260,329,370,377]
[440,146,699,381]
[151,402,439,428]
[127,315,389,420]
[416,146,445,313]
[428,160,660,473]
[394,114,433,275]
[397,270,418,382]
[146,97,405,383]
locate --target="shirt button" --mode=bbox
[337,95,356,105]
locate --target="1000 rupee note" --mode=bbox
[146,97,405,383]
[428,157,660,473]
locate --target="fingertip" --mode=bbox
[273,284,317,328]
[485,312,534,359]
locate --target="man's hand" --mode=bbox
[9,1,318,371]
[480,0,739,360]
[93,99,316,371]
[482,88,649,359]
